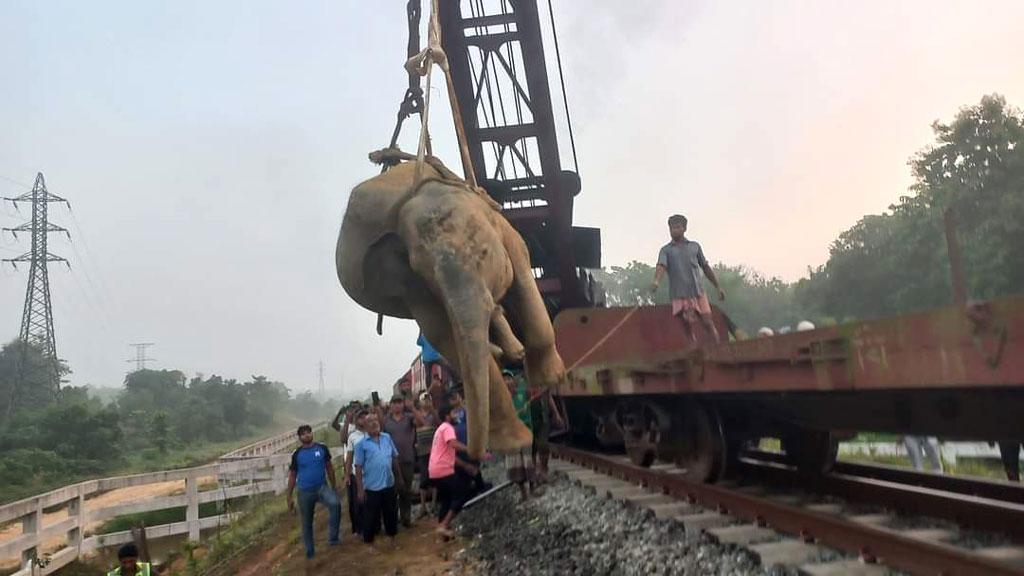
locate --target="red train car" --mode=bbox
[553,297,1024,482]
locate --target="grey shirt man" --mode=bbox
[657,239,708,299]
[383,413,417,464]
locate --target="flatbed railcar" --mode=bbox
[553,297,1024,481]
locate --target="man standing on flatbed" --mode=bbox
[651,214,725,343]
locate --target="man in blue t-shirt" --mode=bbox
[286,424,341,558]
[354,413,403,548]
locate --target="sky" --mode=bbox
[2,1,1023,398]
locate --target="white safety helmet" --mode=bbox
[757,327,774,337]
[796,320,816,332]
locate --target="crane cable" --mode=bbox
[404,0,478,189]
[516,305,641,416]
[547,0,579,175]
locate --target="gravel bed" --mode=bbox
[452,472,779,576]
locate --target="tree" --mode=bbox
[591,261,668,307]
[244,375,288,427]
[151,410,169,454]
[908,94,1024,300]
[119,369,188,415]
[707,265,812,333]
[796,94,1024,320]
[592,261,816,334]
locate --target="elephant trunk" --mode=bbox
[436,255,493,459]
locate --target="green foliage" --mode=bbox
[592,261,816,333]
[151,410,170,454]
[0,340,335,504]
[591,261,668,307]
[705,264,811,334]
[595,95,1023,329]
[0,340,70,427]
[98,497,247,534]
[166,495,288,576]
[797,94,1024,320]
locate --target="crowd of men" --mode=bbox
[283,365,560,560]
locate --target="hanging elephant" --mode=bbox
[335,150,565,458]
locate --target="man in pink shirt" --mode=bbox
[428,405,477,538]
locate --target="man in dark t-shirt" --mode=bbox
[286,424,341,558]
[651,213,725,343]
[383,395,425,527]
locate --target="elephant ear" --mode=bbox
[360,233,421,319]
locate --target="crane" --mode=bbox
[436,0,601,313]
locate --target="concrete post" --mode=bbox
[20,501,43,568]
[67,486,85,549]
[273,463,288,495]
[185,473,200,541]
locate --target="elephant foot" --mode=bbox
[490,342,525,364]
[488,416,533,453]
[525,345,566,389]
[503,344,526,364]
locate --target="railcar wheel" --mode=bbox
[666,402,728,483]
[783,429,838,475]
[616,401,664,468]
[594,412,624,448]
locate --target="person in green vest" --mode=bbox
[106,543,151,576]
[504,369,534,501]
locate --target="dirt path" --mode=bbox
[212,510,473,576]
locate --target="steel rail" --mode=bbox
[553,445,1024,576]
[744,449,1024,504]
[737,458,1024,542]
[834,460,1024,504]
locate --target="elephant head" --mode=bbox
[336,156,565,458]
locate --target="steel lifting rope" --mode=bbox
[402,0,478,189]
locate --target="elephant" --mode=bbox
[336,150,566,458]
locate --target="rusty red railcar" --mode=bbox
[553,297,1024,481]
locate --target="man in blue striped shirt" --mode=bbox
[354,413,404,549]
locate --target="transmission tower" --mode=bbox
[127,343,156,372]
[3,172,69,399]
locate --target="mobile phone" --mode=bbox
[372,391,380,406]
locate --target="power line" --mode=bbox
[0,173,32,189]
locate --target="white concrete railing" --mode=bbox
[0,422,329,576]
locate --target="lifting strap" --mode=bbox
[388,0,478,189]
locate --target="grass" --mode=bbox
[166,495,290,576]
[95,496,253,535]
[839,444,1009,480]
[0,425,299,505]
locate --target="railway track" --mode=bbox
[551,445,1024,575]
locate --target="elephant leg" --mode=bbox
[412,253,530,458]
[501,227,566,388]
[404,296,529,454]
[485,352,533,453]
[490,305,525,363]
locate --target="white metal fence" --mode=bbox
[0,422,328,576]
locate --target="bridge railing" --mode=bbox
[0,422,330,576]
